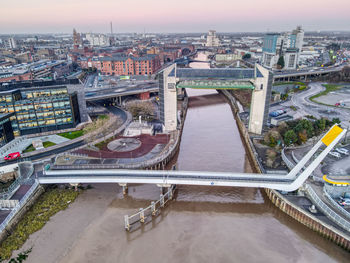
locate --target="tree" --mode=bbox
[284,130,298,146]
[125,100,155,120]
[277,56,285,69]
[242,53,251,60]
[298,130,308,144]
[294,119,314,138]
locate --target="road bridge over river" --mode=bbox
[39,125,346,192]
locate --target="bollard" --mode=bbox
[160,194,165,207]
[151,201,156,216]
[124,215,130,231]
[139,208,145,223]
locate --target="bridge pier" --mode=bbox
[139,208,145,223]
[151,201,156,216]
[124,215,130,231]
[119,183,128,195]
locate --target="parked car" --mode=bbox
[328,151,341,158]
[4,152,21,161]
[338,199,350,206]
[336,148,349,155]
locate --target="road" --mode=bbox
[276,83,350,127]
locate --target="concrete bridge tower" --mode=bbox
[158,63,272,135]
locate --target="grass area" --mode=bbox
[43,141,56,148]
[22,145,35,153]
[98,114,109,120]
[95,136,115,150]
[58,130,84,140]
[310,84,342,102]
[23,141,56,153]
[0,187,80,261]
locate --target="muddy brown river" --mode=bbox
[17,53,350,263]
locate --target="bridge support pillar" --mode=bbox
[248,64,272,135]
[151,201,156,216]
[124,215,130,231]
[70,183,79,191]
[119,183,128,195]
[139,208,145,223]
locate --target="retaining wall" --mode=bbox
[220,89,350,251]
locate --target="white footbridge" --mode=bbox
[39,125,346,192]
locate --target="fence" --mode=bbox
[124,185,176,231]
[0,180,40,233]
[304,184,350,232]
[281,148,296,170]
[323,186,350,221]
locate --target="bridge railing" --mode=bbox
[323,186,350,221]
[124,185,176,231]
[304,184,350,232]
[0,180,39,233]
[0,176,23,200]
[281,148,296,170]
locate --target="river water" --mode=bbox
[21,53,349,262]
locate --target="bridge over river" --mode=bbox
[39,125,346,192]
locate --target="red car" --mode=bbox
[4,152,21,161]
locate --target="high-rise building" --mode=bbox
[4,37,17,49]
[262,26,304,70]
[206,30,220,47]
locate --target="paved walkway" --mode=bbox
[73,134,169,159]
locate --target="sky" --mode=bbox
[1,0,350,34]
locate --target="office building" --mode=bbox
[0,113,15,147]
[0,86,81,136]
[262,26,304,70]
[85,33,110,47]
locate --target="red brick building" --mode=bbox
[80,54,161,76]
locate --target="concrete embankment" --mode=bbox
[219,89,350,251]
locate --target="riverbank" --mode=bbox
[220,89,350,252]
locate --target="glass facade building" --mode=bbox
[0,113,15,147]
[0,86,80,136]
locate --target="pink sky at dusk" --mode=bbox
[1,0,350,33]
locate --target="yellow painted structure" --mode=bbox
[323,175,350,186]
[322,125,343,146]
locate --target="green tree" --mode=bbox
[294,119,314,138]
[277,56,285,69]
[242,53,251,59]
[332,118,341,125]
[284,130,298,146]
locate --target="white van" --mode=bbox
[329,151,341,158]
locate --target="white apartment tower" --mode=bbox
[206,30,220,47]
